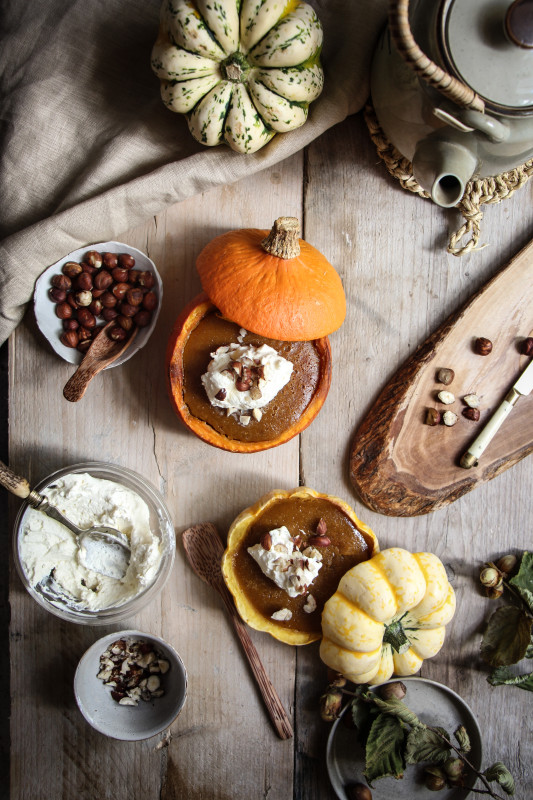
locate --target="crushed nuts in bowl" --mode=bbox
[74,630,187,741]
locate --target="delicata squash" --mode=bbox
[151,0,324,153]
[320,548,456,684]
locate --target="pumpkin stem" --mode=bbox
[261,217,301,259]
[382,618,411,654]
[221,52,250,83]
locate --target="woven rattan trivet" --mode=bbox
[364,103,533,257]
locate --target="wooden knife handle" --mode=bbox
[0,460,31,498]
[215,579,294,740]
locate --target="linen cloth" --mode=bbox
[0,0,388,345]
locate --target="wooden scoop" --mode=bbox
[182,523,293,740]
[63,322,138,402]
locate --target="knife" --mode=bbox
[460,358,533,468]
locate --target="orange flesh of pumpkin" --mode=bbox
[196,229,346,342]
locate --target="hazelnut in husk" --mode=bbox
[319,689,343,722]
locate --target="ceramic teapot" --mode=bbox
[371,0,533,207]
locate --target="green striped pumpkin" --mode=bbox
[151,0,324,154]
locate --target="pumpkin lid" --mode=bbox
[195,217,347,341]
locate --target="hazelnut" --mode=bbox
[437,390,455,404]
[63,318,79,331]
[346,784,372,800]
[111,267,129,283]
[117,314,134,331]
[480,566,502,589]
[51,273,72,291]
[77,339,92,354]
[67,293,79,310]
[77,309,96,328]
[474,337,492,356]
[49,287,66,303]
[142,291,158,311]
[436,367,455,385]
[94,270,113,290]
[108,325,128,341]
[260,532,272,551]
[76,272,93,291]
[377,681,407,701]
[62,261,83,278]
[55,301,72,319]
[77,326,92,341]
[89,299,103,316]
[91,288,105,299]
[75,290,93,307]
[462,407,480,421]
[112,282,130,300]
[442,410,458,426]
[133,310,151,327]
[495,554,517,575]
[60,330,79,348]
[118,253,135,269]
[81,261,97,275]
[84,250,103,268]
[102,307,118,321]
[463,393,480,408]
[102,252,118,269]
[137,270,155,289]
[308,534,331,547]
[119,302,138,318]
[100,291,117,308]
[129,270,141,284]
[520,337,533,356]
[425,408,441,426]
[126,287,143,306]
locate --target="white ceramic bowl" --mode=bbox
[33,241,162,366]
[13,461,175,625]
[74,630,187,740]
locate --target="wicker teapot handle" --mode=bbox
[389,0,485,112]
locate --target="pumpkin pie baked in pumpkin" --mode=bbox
[166,218,346,452]
[221,487,379,645]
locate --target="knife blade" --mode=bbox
[460,358,533,468]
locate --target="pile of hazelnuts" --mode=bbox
[49,249,157,353]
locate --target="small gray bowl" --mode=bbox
[74,630,187,741]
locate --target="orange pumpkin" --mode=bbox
[196,217,346,341]
[166,294,332,453]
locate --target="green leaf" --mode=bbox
[509,551,533,615]
[481,605,532,666]
[364,712,406,785]
[404,725,450,765]
[488,666,533,692]
[365,693,424,728]
[526,642,533,659]
[454,725,471,754]
[483,762,516,795]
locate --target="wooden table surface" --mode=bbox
[6,112,533,800]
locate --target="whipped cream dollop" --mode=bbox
[247,525,323,598]
[18,472,163,611]
[201,342,293,418]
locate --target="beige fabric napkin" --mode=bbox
[0,0,388,345]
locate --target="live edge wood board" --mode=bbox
[350,237,533,516]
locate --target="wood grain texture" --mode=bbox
[349,237,533,516]
[7,112,533,800]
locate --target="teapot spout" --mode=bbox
[412,138,478,208]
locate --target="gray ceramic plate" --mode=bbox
[326,677,482,800]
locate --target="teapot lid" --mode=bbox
[439,0,533,115]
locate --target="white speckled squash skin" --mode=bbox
[151,0,324,153]
[320,548,456,685]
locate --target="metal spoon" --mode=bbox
[63,321,138,402]
[182,522,293,740]
[1,461,130,579]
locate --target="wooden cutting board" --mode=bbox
[349,238,533,516]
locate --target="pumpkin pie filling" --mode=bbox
[182,310,323,442]
[229,495,375,635]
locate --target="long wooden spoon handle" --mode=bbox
[0,460,31,498]
[215,580,293,740]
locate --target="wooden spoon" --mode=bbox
[63,322,138,402]
[182,523,293,740]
